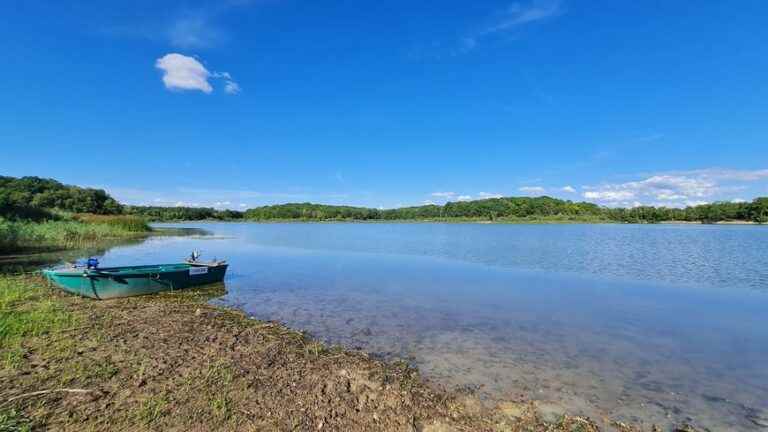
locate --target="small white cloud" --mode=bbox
[657,193,687,201]
[685,200,709,207]
[156,53,213,93]
[423,200,437,205]
[561,185,576,193]
[214,71,241,94]
[224,81,241,94]
[239,203,247,208]
[156,53,239,94]
[731,198,747,203]
[456,195,472,201]
[584,190,636,201]
[431,192,457,198]
[519,186,545,194]
[174,201,201,207]
[478,192,503,199]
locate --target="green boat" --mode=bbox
[43,260,228,300]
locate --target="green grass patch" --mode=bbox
[135,395,169,426]
[0,408,32,432]
[0,275,79,369]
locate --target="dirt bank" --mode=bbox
[1,276,695,431]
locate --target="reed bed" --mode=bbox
[72,214,150,232]
[0,215,151,254]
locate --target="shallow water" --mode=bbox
[73,222,768,430]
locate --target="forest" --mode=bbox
[124,205,244,222]
[2,176,767,224]
[0,176,122,220]
[242,197,768,223]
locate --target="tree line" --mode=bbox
[242,197,768,223]
[123,206,244,222]
[2,176,767,224]
[0,176,122,220]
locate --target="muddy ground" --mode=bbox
[1,277,698,431]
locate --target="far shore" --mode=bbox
[150,218,764,225]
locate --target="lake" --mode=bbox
[76,222,768,430]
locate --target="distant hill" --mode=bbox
[3,175,766,224]
[240,196,768,224]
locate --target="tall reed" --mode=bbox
[0,215,151,254]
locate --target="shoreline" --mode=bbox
[0,274,694,431]
[149,218,764,226]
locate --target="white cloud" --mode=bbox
[685,200,709,207]
[174,201,201,207]
[156,53,213,93]
[519,186,545,194]
[583,190,636,201]
[478,192,503,199]
[583,175,717,203]
[155,53,240,94]
[657,193,687,201]
[456,195,472,201]
[581,168,768,207]
[214,71,241,94]
[561,185,576,193]
[423,200,437,205]
[431,192,457,198]
[225,80,241,94]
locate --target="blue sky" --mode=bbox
[2,0,767,209]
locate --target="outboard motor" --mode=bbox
[86,257,99,269]
[189,250,201,262]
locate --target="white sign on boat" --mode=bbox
[189,267,209,276]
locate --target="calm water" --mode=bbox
[81,223,768,430]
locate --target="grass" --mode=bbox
[0,215,150,254]
[136,395,169,425]
[0,275,79,370]
[0,408,31,432]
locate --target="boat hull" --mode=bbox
[43,263,228,299]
